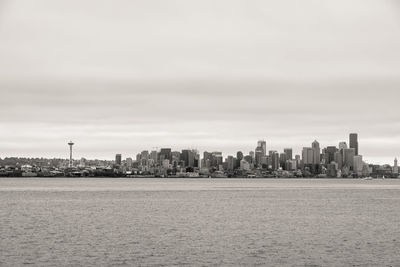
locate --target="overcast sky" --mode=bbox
[0,0,399,164]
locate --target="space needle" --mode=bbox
[68,141,74,168]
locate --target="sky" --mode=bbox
[0,0,399,164]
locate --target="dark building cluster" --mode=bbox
[0,133,398,178]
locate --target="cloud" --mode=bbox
[0,0,399,163]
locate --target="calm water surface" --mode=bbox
[1,178,400,266]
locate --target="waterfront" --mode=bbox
[1,178,400,266]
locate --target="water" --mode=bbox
[1,178,400,266]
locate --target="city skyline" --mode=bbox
[0,136,398,166]
[2,132,398,179]
[1,133,397,167]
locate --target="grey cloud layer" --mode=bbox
[0,0,399,163]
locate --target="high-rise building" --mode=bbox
[302,147,314,165]
[353,155,363,176]
[284,148,293,160]
[349,133,358,155]
[150,151,158,162]
[126,157,133,169]
[312,140,320,165]
[279,153,287,169]
[255,146,264,166]
[181,149,198,168]
[115,154,122,165]
[271,152,279,170]
[257,140,267,156]
[181,150,190,167]
[285,160,297,171]
[394,158,398,174]
[171,151,181,164]
[240,160,250,171]
[162,159,170,169]
[339,142,348,150]
[334,151,343,169]
[203,151,212,162]
[249,151,255,160]
[226,156,236,171]
[325,146,338,165]
[212,153,223,168]
[343,148,355,169]
[244,155,253,164]
[140,150,149,160]
[159,148,172,162]
[236,151,243,169]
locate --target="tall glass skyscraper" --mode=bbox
[349,133,358,155]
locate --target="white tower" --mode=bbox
[394,158,398,174]
[68,141,74,167]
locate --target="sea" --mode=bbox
[1,178,400,266]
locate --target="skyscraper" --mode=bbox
[257,140,266,156]
[339,142,348,150]
[181,149,198,168]
[302,147,314,165]
[271,152,279,170]
[334,151,343,169]
[249,151,255,160]
[115,154,122,165]
[150,151,158,162]
[312,140,320,165]
[284,148,293,160]
[126,157,133,170]
[159,148,172,162]
[325,146,338,165]
[349,133,358,155]
[343,148,355,169]
[226,156,236,171]
[255,146,264,166]
[394,158,398,174]
[279,153,287,169]
[203,151,213,168]
[236,151,243,169]
[353,155,363,176]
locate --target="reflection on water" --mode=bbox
[1,178,399,266]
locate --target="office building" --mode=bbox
[181,149,199,168]
[284,148,293,160]
[150,151,158,162]
[334,151,343,169]
[353,155,363,176]
[255,146,264,166]
[339,142,348,150]
[126,157,133,169]
[325,146,338,165]
[236,151,243,168]
[302,147,314,165]
[279,153,287,169]
[115,154,122,165]
[159,148,172,162]
[257,140,267,156]
[343,148,356,169]
[271,152,279,170]
[285,160,297,171]
[350,133,358,155]
[312,140,320,165]
[240,160,251,171]
[226,156,236,171]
